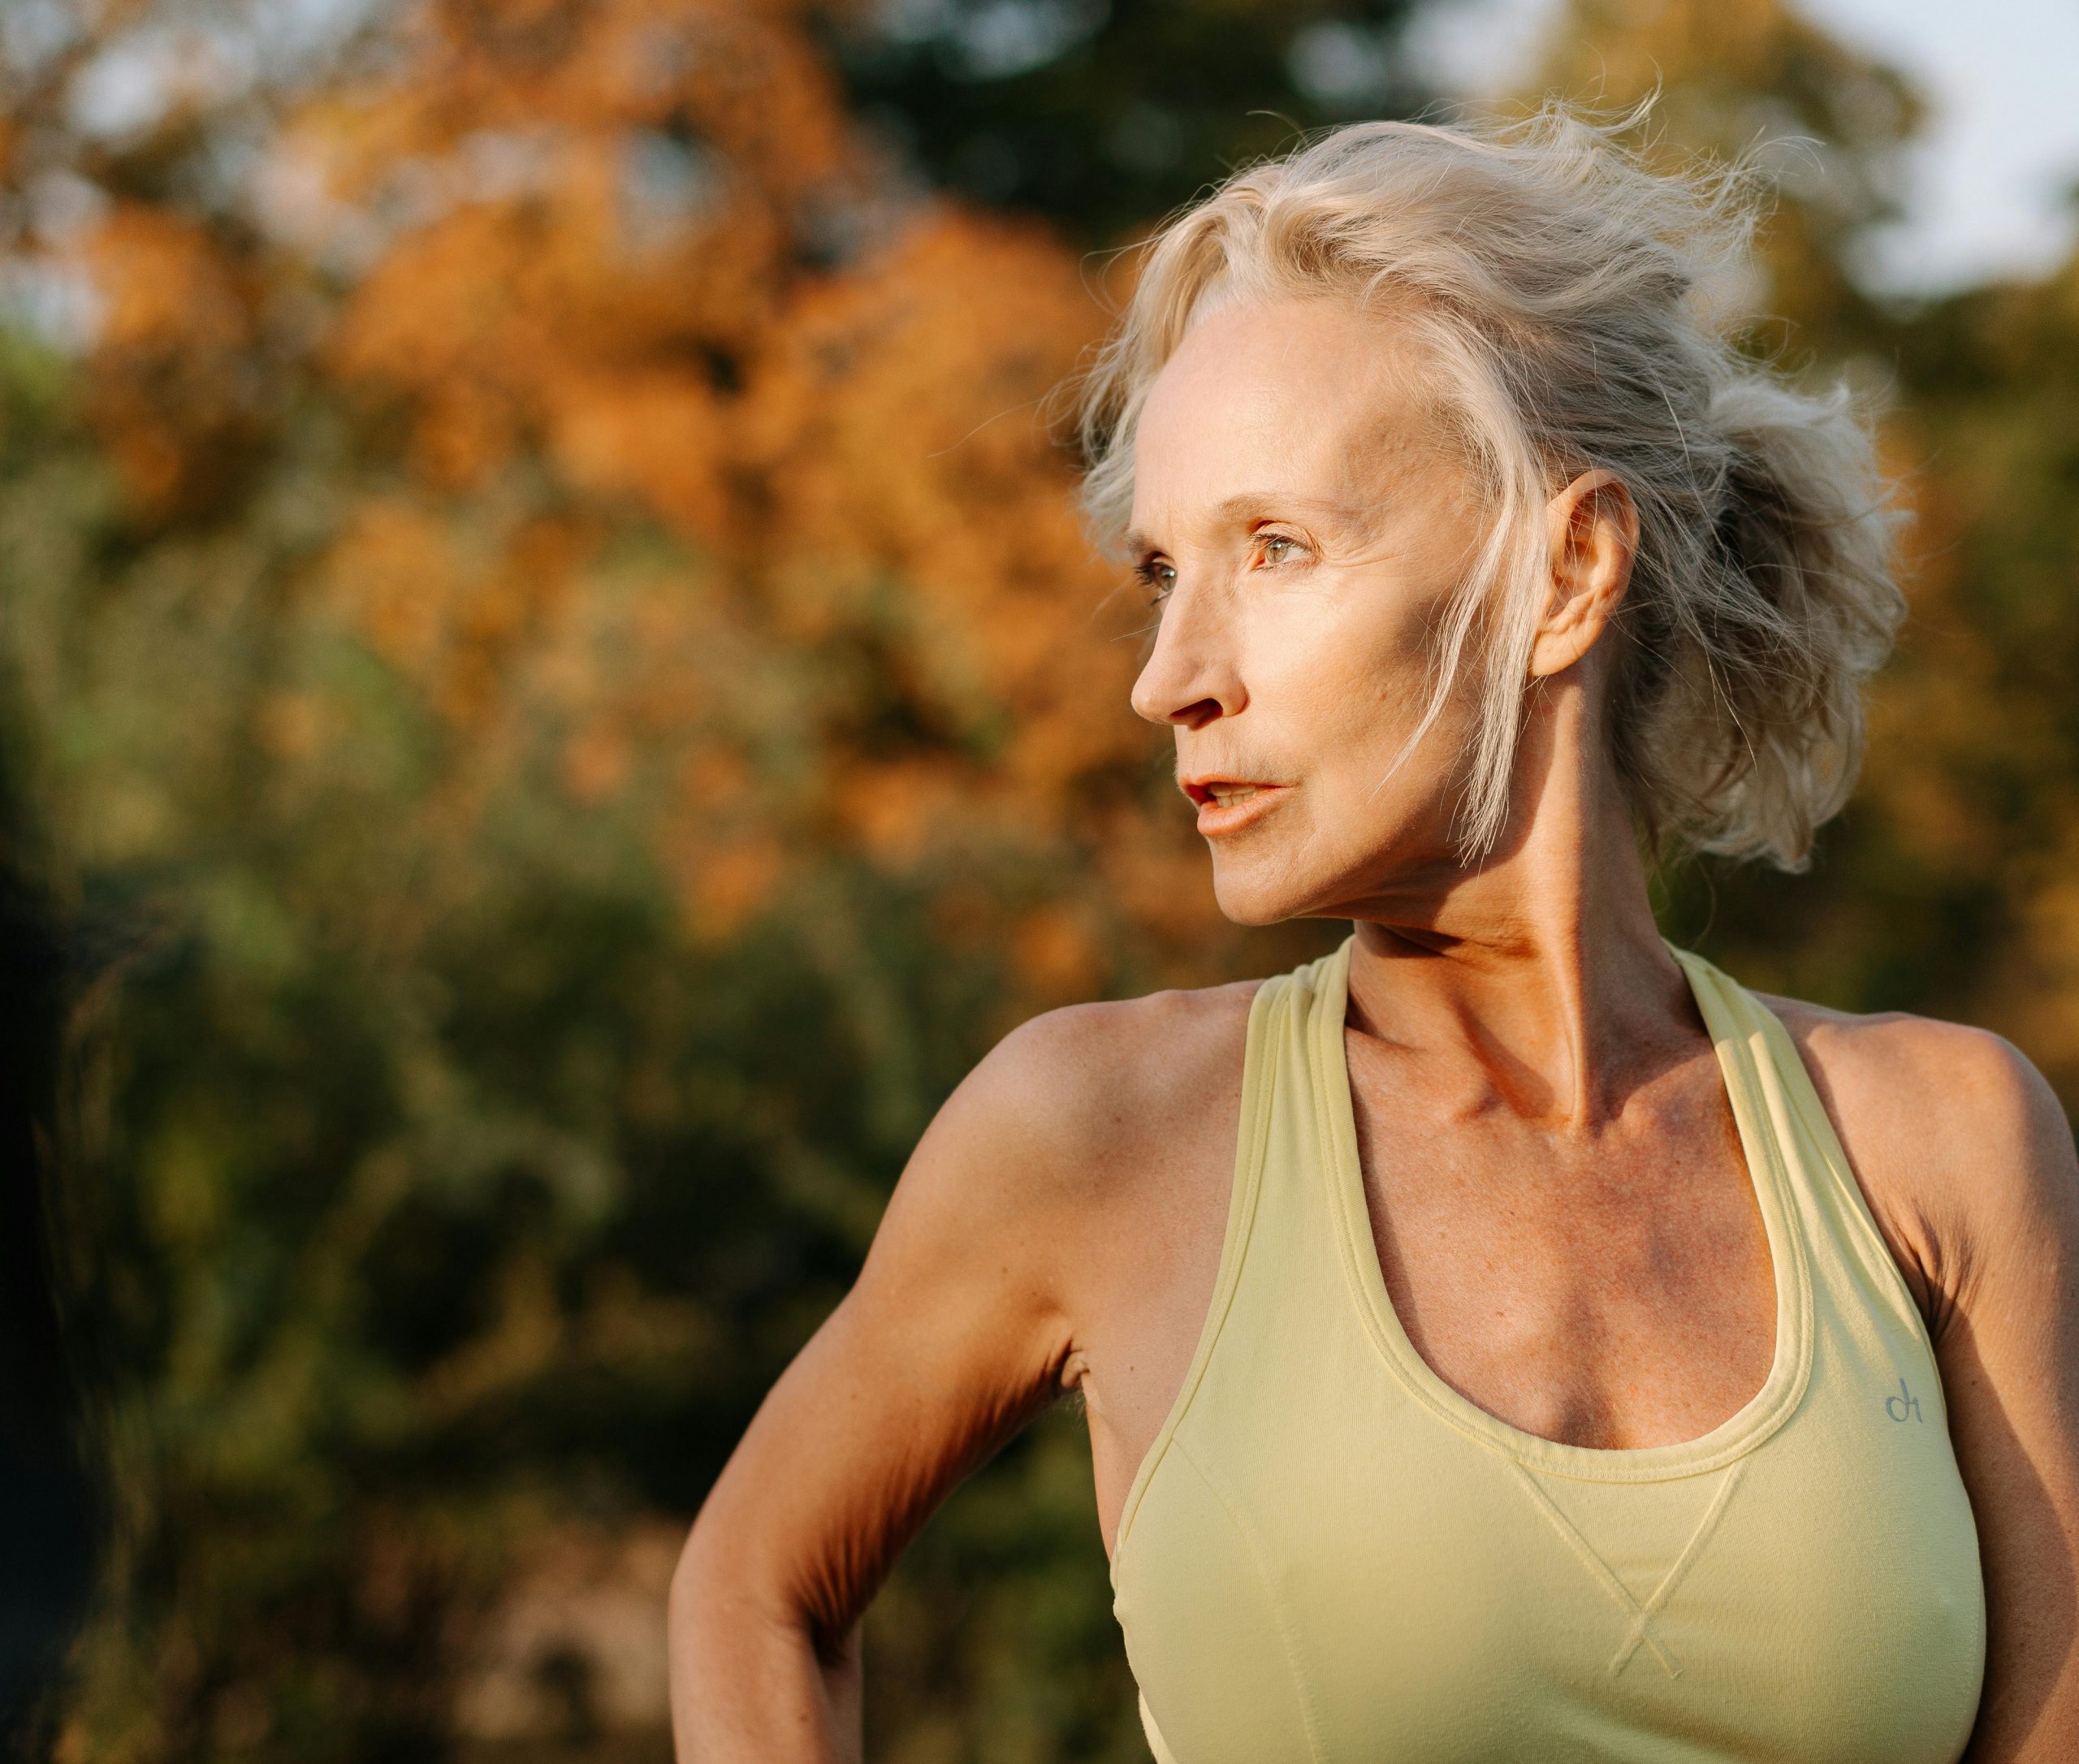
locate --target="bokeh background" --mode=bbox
[1,0,2076,1758]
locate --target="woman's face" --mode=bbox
[1126,292,1493,926]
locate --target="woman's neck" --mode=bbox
[1341,677,1697,1129]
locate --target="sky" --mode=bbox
[1405,0,2079,296]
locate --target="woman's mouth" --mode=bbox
[1182,778,1288,837]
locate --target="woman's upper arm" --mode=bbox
[1915,1027,2079,1761]
[676,1001,1122,1653]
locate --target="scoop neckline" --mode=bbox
[1316,933,1815,1484]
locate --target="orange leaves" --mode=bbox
[321,145,784,520]
[331,194,625,492]
[326,499,456,677]
[88,205,249,358]
[547,362,736,538]
[748,210,1101,582]
[313,38,1160,932]
[829,755,989,865]
[742,206,1142,809]
[301,0,855,513]
[323,497,595,731]
[77,204,262,518]
[409,0,851,192]
[50,0,1214,979]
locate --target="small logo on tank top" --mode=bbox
[1884,1378,1923,1423]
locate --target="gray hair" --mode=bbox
[1068,100,1906,870]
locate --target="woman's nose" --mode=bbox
[1129,586,1245,729]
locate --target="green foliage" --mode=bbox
[0,331,1146,1755]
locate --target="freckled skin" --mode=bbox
[669,296,2079,1763]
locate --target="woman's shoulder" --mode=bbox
[966,975,1270,1173]
[886,975,1272,1336]
[1754,988,2077,1324]
[1754,988,2060,1168]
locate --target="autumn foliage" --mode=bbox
[2,0,2078,1756]
[39,0,1251,990]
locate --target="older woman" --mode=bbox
[668,106,2079,1762]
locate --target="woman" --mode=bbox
[669,105,2079,1762]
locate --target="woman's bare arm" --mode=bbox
[667,1001,1131,1761]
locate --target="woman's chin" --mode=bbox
[1209,863,1325,929]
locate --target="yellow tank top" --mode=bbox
[1109,934,1986,1763]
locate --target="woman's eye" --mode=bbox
[1257,533,1307,567]
[1138,561,1176,602]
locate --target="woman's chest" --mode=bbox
[1342,1044,1785,1453]
[1113,1372,1986,1764]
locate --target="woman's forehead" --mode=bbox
[1128,319,1446,547]
[1156,293,1416,409]
[1143,296,1429,439]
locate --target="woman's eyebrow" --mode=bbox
[1124,491,1362,556]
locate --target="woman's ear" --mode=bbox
[1528,469,1639,680]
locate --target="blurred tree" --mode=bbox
[1869,253,2079,1095]
[1528,0,1924,356]
[815,0,1431,244]
[0,759,101,1763]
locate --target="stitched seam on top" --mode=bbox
[1173,1433,1329,1764]
[1722,1020,1818,1351]
[1505,1462,1681,1679]
[1721,1025,1819,1414]
[1748,992,1947,1393]
[1606,1458,1749,1675]
[1675,951,1822,1415]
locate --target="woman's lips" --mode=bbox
[1182,780,1288,838]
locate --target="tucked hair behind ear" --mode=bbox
[1066,99,1906,870]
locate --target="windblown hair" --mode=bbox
[1069,100,1907,870]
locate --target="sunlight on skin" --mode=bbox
[1125,292,1485,927]
[1124,292,1670,1121]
